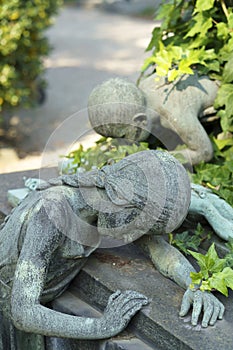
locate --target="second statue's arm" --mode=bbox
[190,183,233,241]
[135,235,225,327]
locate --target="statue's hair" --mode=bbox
[37,150,191,238]
[88,78,147,136]
[88,78,146,107]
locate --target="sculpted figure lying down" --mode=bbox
[88,74,219,165]
[0,150,228,350]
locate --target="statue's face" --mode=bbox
[92,113,152,142]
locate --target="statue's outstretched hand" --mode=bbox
[179,288,225,327]
[102,290,148,337]
[190,183,233,240]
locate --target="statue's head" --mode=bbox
[77,150,191,244]
[88,78,153,141]
[39,150,190,248]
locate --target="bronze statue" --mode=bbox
[88,74,219,165]
[0,150,225,350]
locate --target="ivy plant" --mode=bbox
[169,223,211,255]
[141,0,233,206]
[189,243,233,296]
[192,136,233,205]
[142,0,233,133]
[0,0,62,114]
[224,239,233,267]
[63,137,149,173]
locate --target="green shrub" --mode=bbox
[141,0,233,206]
[142,0,233,134]
[0,0,62,113]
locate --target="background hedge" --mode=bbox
[0,0,62,114]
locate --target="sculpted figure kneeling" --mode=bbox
[0,150,226,350]
[88,74,219,165]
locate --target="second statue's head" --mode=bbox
[88,78,154,141]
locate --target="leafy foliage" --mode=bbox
[0,0,62,113]
[224,239,233,268]
[192,136,233,206]
[169,223,211,255]
[142,0,233,134]
[189,243,233,296]
[141,0,233,206]
[64,137,149,173]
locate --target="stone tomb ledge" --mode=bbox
[1,170,233,350]
[0,168,57,215]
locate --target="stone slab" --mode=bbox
[52,290,155,350]
[71,245,233,350]
[0,168,58,215]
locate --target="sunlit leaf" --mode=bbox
[185,13,213,38]
[195,0,215,12]
[190,271,202,285]
[216,22,229,39]
[209,274,229,296]
[223,54,233,82]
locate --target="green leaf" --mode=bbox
[185,13,213,38]
[156,3,175,21]
[188,249,209,275]
[195,0,215,12]
[221,267,233,290]
[178,60,194,74]
[209,274,229,296]
[170,226,206,255]
[211,258,226,274]
[216,22,229,39]
[141,56,156,72]
[226,160,233,172]
[228,12,233,29]
[200,280,212,292]
[167,69,180,82]
[189,244,233,296]
[64,138,149,173]
[215,84,233,108]
[213,137,233,151]
[145,27,161,52]
[223,54,233,82]
[206,60,220,72]
[217,109,233,132]
[205,243,219,270]
[208,267,233,296]
[190,271,202,285]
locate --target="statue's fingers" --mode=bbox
[121,295,148,310]
[191,292,203,326]
[218,303,225,319]
[201,303,214,328]
[209,305,220,326]
[121,290,147,300]
[179,291,192,317]
[108,290,122,303]
[110,291,148,312]
[122,299,146,319]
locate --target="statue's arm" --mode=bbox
[169,113,213,165]
[190,184,233,240]
[135,235,225,327]
[135,235,193,289]
[11,205,147,339]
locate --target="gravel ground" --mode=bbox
[0,5,156,173]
